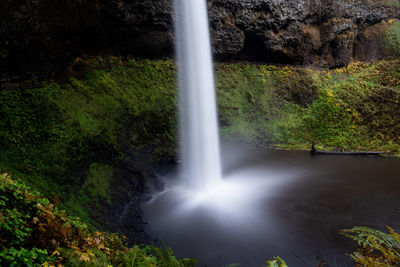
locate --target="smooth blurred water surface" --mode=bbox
[143,145,400,267]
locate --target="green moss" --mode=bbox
[83,163,113,203]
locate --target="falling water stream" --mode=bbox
[168,0,265,219]
[175,0,222,188]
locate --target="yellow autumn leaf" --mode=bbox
[51,250,60,256]
[79,253,91,262]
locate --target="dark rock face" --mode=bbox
[1,0,399,78]
[103,0,174,58]
[102,127,166,245]
[354,21,390,62]
[106,163,163,245]
[0,0,102,77]
[207,0,397,66]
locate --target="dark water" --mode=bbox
[143,146,400,267]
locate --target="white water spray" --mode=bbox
[175,0,222,188]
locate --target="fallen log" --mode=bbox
[311,150,386,156]
[310,142,386,156]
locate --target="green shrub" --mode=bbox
[0,247,48,267]
[384,21,400,58]
[298,87,356,147]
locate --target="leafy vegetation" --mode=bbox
[340,226,400,266]
[3,170,400,266]
[0,172,197,266]
[265,257,288,267]
[216,60,400,155]
[0,58,177,226]
[384,21,400,57]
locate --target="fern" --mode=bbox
[265,256,288,267]
[340,226,400,266]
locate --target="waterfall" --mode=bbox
[174,0,222,188]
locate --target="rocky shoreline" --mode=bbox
[105,151,168,246]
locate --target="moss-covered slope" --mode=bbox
[216,60,400,154]
[1,58,400,223]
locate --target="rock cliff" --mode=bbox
[1,0,399,78]
[207,0,397,66]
